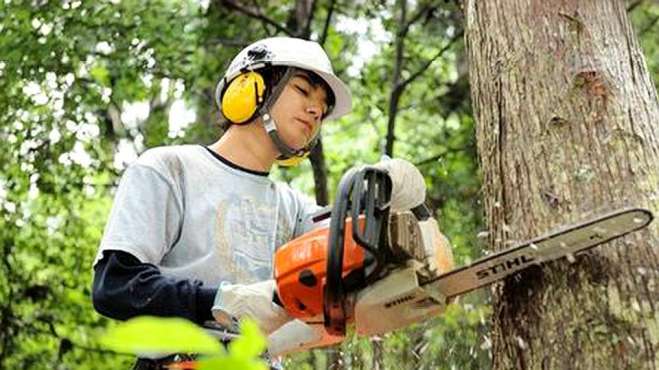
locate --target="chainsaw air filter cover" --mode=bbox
[274,166,392,336]
[273,217,367,320]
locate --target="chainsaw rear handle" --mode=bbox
[323,166,392,336]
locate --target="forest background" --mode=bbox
[0,0,657,369]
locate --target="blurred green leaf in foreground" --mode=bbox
[100,316,267,370]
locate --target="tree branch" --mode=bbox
[0,230,18,365]
[414,145,467,167]
[640,15,659,35]
[219,0,293,36]
[384,0,408,156]
[397,30,463,92]
[31,317,134,357]
[309,139,329,205]
[626,0,645,12]
[400,3,434,38]
[319,0,336,46]
[302,0,318,38]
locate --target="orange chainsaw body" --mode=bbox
[274,217,366,320]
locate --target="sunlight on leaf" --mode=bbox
[100,316,224,356]
[228,319,267,359]
[90,65,110,86]
[197,356,268,370]
[196,320,268,370]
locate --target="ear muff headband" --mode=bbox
[221,71,266,124]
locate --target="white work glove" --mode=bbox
[373,157,426,211]
[267,319,344,357]
[211,280,290,336]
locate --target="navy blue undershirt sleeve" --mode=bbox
[92,250,216,324]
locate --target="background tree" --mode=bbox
[0,2,213,368]
[464,0,658,368]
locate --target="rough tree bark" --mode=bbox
[464,0,658,369]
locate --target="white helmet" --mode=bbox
[215,37,352,121]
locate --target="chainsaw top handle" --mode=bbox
[323,166,392,336]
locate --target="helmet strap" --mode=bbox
[263,113,305,158]
[259,67,318,160]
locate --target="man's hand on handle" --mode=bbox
[212,280,290,336]
[212,281,342,357]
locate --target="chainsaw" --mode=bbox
[272,165,653,353]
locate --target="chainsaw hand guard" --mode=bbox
[323,166,392,336]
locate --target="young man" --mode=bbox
[92,36,351,355]
[92,37,451,364]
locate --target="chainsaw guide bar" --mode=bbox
[424,207,654,298]
[350,207,653,336]
[274,165,654,339]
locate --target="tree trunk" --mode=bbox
[309,141,330,206]
[385,0,407,157]
[464,0,659,369]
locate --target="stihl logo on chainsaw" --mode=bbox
[475,255,535,280]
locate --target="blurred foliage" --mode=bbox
[100,316,268,370]
[101,316,226,355]
[0,0,655,369]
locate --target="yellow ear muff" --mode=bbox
[221,71,266,124]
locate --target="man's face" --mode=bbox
[270,71,330,151]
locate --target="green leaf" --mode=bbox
[196,320,268,370]
[100,316,224,356]
[227,319,267,359]
[197,356,268,370]
[90,65,110,86]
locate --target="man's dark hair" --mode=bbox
[264,66,335,111]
